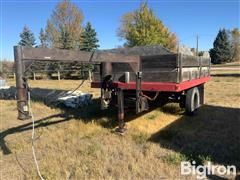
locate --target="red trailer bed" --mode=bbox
[91,76,211,92]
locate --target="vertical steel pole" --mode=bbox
[136,71,142,114]
[100,63,105,110]
[117,88,124,130]
[14,46,30,120]
[196,35,199,56]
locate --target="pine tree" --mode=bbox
[19,25,36,47]
[80,22,99,51]
[39,28,48,47]
[210,29,233,64]
[79,22,99,79]
[54,28,75,78]
[58,28,74,50]
[28,28,48,78]
[117,3,177,51]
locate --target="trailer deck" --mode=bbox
[91,76,210,92]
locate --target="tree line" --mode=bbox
[18,1,99,79]
[2,1,177,79]
[1,1,239,79]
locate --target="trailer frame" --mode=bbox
[13,46,211,132]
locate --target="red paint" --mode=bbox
[91,76,211,92]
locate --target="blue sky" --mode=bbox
[1,0,239,60]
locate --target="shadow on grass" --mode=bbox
[1,87,161,155]
[0,96,122,155]
[149,105,240,171]
[211,73,240,77]
[0,113,72,155]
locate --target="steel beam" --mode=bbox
[14,46,30,120]
[117,88,124,130]
[136,72,142,113]
[20,46,139,63]
[13,45,140,121]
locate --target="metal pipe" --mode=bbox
[117,88,124,129]
[14,46,30,120]
[136,71,142,113]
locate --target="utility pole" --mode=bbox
[177,40,180,54]
[196,35,199,56]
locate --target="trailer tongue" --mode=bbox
[14,45,210,132]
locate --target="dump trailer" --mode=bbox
[14,45,210,132]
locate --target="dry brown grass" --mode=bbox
[1,71,240,179]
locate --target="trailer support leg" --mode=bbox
[136,71,142,113]
[14,46,30,120]
[116,88,126,133]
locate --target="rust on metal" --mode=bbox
[17,88,27,101]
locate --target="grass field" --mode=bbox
[1,70,240,179]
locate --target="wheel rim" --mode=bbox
[193,92,199,110]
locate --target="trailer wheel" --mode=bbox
[185,87,200,114]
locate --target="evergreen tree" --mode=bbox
[53,28,76,78]
[58,28,74,50]
[28,28,48,78]
[209,29,233,64]
[19,25,36,47]
[80,22,99,51]
[79,22,99,79]
[39,28,48,47]
[117,3,177,51]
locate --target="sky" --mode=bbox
[0,0,239,60]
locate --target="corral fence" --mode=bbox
[2,69,93,81]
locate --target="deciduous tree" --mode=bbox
[117,3,177,51]
[46,0,84,78]
[46,0,83,49]
[0,60,14,78]
[39,28,48,48]
[230,28,240,61]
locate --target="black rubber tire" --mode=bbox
[185,87,200,114]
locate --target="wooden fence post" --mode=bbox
[33,72,36,81]
[57,71,61,81]
[89,70,92,82]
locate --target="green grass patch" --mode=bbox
[213,79,221,82]
[132,132,149,145]
[161,103,182,115]
[234,93,240,97]
[160,153,187,165]
[147,114,157,120]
